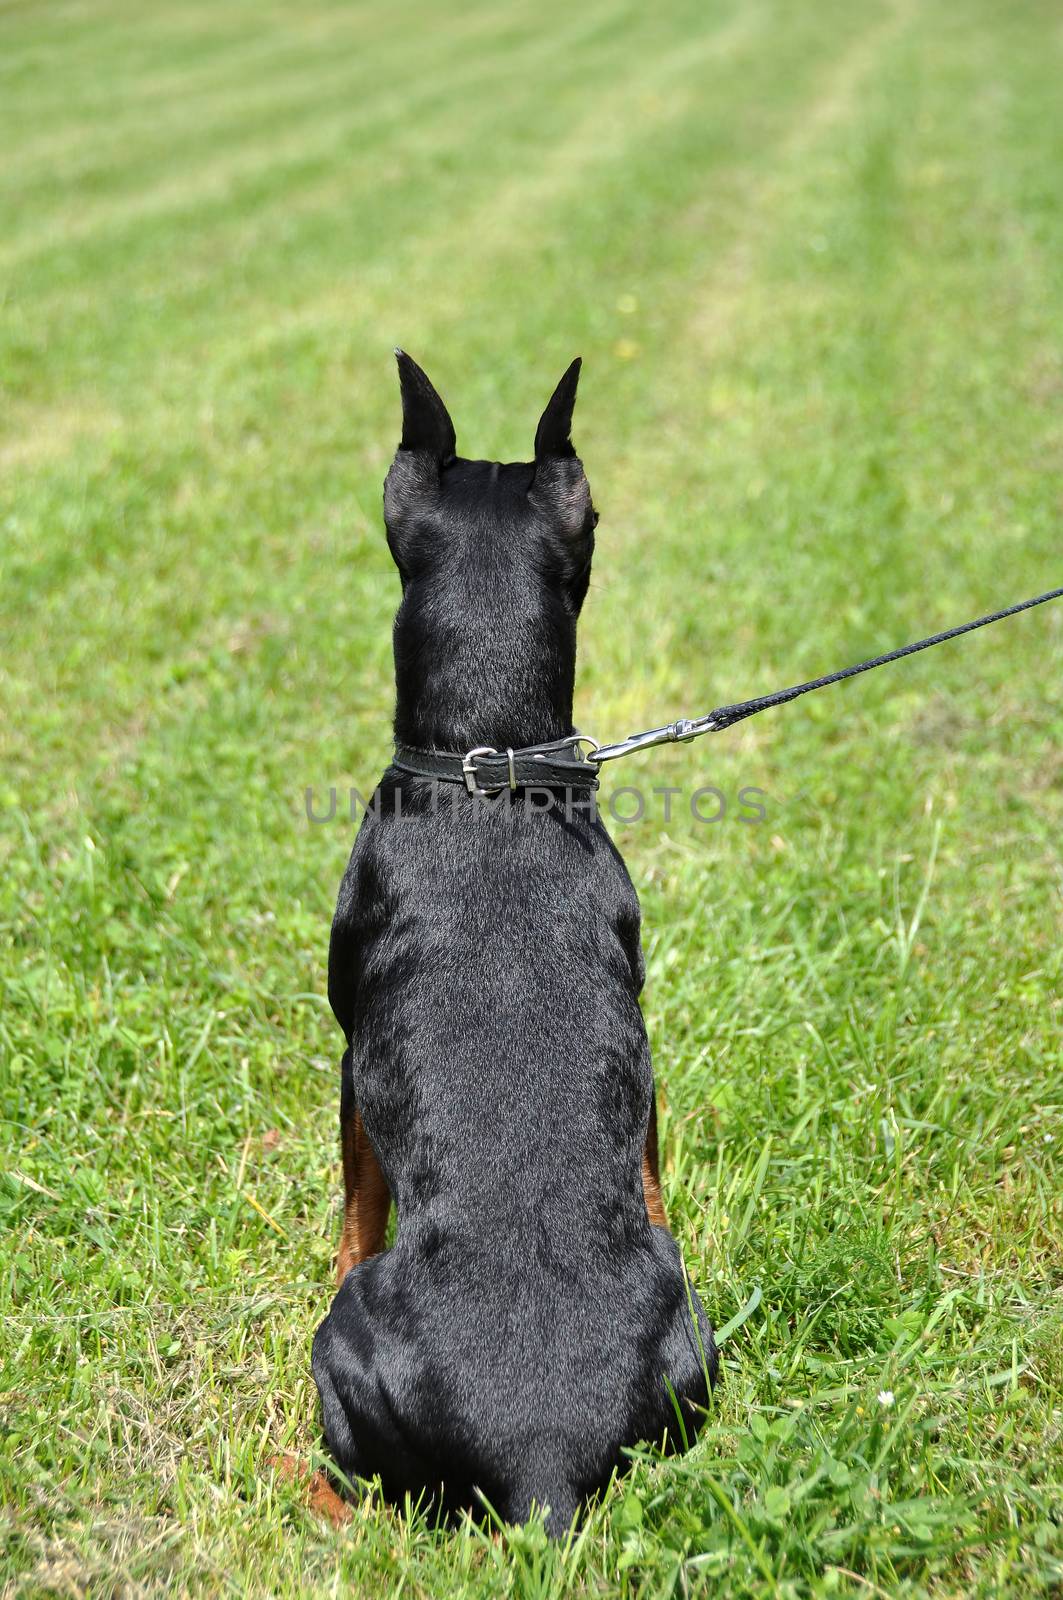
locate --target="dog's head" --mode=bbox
[383,353,597,749]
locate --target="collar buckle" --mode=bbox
[462,745,503,796]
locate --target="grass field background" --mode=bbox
[2,0,1062,1594]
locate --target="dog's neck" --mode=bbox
[392,597,578,753]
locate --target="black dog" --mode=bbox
[311,354,716,1534]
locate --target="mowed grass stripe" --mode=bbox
[0,0,480,135]
[0,0,403,116]
[0,0,753,411]
[0,1,621,251]
[1,0,872,463]
[0,0,648,272]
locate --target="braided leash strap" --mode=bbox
[703,586,1063,735]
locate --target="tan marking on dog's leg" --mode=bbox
[336,1107,392,1286]
[642,1092,670,1230]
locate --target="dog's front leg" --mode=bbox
[336,1049,391,1284]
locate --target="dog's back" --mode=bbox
[312,356,715,1532]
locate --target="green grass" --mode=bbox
[2,0,1062,1593]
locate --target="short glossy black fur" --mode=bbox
[312,355,716,1534]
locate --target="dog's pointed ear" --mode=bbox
[533,357,581,461]
[529,359,594,538]
[396,349,456,463]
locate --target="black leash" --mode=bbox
[588,584,1063,764]
[394,585,1062,794]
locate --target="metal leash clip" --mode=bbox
[586,714,721,766]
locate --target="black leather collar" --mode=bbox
[393,736,599,795]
